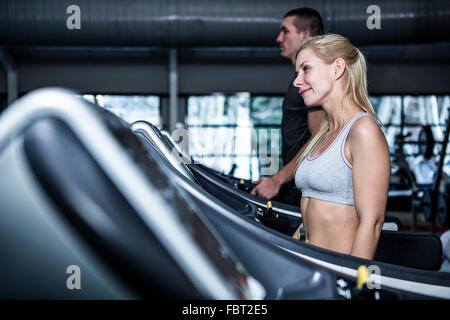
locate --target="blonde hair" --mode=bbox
[294,34,381,172]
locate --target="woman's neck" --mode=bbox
[322,96,362,132]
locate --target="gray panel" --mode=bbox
[17,62,168,94]
[179,62,292,94]
[0,135,138,299]
[1,60,447,96]
[368,63,450,95]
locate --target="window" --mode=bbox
[251,96,284,180]
[374,95,450,154]
[82,94,160,126]
[187,94,450,182]
[80,92,450,183]
[186,93,283,180]
[373,95,450,183]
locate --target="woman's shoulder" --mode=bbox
[348,113,386,145]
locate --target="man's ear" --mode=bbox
[333,58,346,80]
[299,30,310,41]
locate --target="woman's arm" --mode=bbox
[292,222,303,239]
[347,117,391,260]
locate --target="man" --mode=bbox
[251,8,325,206]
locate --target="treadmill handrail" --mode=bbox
[131,121,197,183]
[188,163,302,218]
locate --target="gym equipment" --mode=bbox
[137,120,450,298]
[0,88,263,299]
[3,88,449,300]
[392,124,438,160]
[374,231,443,270]
[135,120,407,235]
[411,107,450,230]
[391,132,416,190]
[132,121,303,232]
[133,121,258,219]
[418,125,435,159]
[388,131,416,212]
[135,119,450,274]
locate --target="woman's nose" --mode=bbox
[293,73,303,88]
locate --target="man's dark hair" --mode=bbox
[284,8,324,36]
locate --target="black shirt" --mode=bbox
[281,75,310,165]
[281,74,322,165]
[276,74,325,206]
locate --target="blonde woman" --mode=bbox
[292,34,390,260]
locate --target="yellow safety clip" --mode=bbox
[357,265,369,290]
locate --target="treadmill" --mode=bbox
[132,120,450,300]
[159,125,405,232]
[133,121,304,235]
[0,87,354,300]
[0,88,263,299]
[133,121,403,233]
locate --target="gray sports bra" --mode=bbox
[294,112,371,206]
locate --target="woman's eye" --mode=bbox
[303,66,309,72]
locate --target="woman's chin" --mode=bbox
[304,99,320,107]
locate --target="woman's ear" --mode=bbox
[333,58,346,80]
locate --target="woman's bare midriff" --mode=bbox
[301,197,359,255]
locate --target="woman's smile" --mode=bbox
[300,88,312,96]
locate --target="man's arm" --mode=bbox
[251,109,325,199]
[251,138,311,199]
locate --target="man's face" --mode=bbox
[276,16,308,63]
